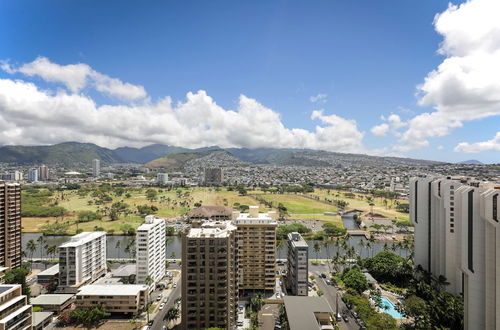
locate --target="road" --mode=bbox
[309,263,360,330]
[151,277,182,330]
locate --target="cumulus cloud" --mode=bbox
[454,132,500,153]
[395,0,500,151]
[370,113,407,137]
[310,93,327,103]
[2,56,147,101]
[0,66,366,152]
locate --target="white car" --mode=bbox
[173,283,177,288]
[159,303,165,310]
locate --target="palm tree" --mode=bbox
[313,242,321,262]
[115,240,121,259]
[27,239,37,264]
[145,275,154,323]
[46,245,57,260]
[276,240,284,261]
[164,306,180,329]
[36,236,46,260]
[358,239,365,258]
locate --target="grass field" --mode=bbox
[21,187,409,234]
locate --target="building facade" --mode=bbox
[75,284,147,314]
[156,173,169,184]
[286,232,309,296]
[0,183,22,271]
[410,177,500,329]
[136,216,166,286]
[27,169,38,183]
[182,221,238,330]
[38,165,49,181]
[58,232,107,290]
[91,159,100,177]
[233,206,278,293]
[204,168,224,186]
[0,284,32,330]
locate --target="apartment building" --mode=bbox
[0,183,22,271]
[182,221,238,330]
[286,232,309,296]
[37,165,48,182]
[0,284,32,330]
[233,206,278,293]
[410,177,500,329]
[91,159,100,177]
[204,167,224,186]
[27,169,38,183]
[136,216,166,286]
[58,232,107,290]
[75,284,147,314]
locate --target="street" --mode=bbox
[309,263,360,330]
[150,274,182,330]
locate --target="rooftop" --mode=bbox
[288,232,308,248]
[77,284,148,296]
[232,206,278,225]
[187,221,236,238]
[59,231,106,248]
[137,215,165,231]
[30,294,74,306]
[284,296,334,330]
[112,264,136,278]
[37,264,59,276]
[32,312,54,327]
[0,285,18,295]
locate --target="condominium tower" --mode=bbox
[182,221,238,330]
[0,284,32,330]
[410,177,500,329]
[92,159,100,177]
[286,232,309,296]
[136,216,166,286]
[233,206,278,292]
[58,232,107,290]
[38,165,49,181]
[204,167,224,186]
[0,183,22,271]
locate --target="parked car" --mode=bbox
[320,273,327,278]
[163,296,169,303]
[156,294,162,301]
[159,303,165,310]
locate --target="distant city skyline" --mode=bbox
[1,0,499,163]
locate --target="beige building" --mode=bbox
[0,284,32,330]
[182,221,238,330]
[75,284,147,314]
[410,177,500,329]
[233,206,278,293]
[283,296,335,330]
[0,183,22,272]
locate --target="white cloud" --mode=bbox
[454,132,500,153]
[310,93,327,103]
[2,56,147,101]
[371,123,390,137]
[437,145,444,150]
[0,68,366,152]
[396,0,500,151]
[370,113,407,137]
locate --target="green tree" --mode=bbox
[4,267,31,299]
[341,266,369,293]
[146,189,158,202]
[164,306,180,329]
[26,239,37,264]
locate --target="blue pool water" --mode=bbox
[380,296,405,319]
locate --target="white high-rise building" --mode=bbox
[410,177,500,329]
[136,216,166,286]
[27,168,38,183]
[92,159,100,177]
[58,232,107,289]
[156,173,169,185]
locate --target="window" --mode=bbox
[494,194,498,222]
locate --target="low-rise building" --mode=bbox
[283,296,335,330]
[0,284,32,330]
[31,312,52,330]
[187,206,233,222]
[30,294,73,314]
[36,264,59,286]
[75,284,148,314]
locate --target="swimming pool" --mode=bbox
[380,296,405,319]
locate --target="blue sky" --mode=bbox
[1,0,499,163]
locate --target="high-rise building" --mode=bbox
[0,284,32,330]
[136,216,166,286]
[27,168,38,183]
[0,183,22,271]
[38,165,49,181]
[92,159,100,177]
[233,206,278,292]
[182,221,238,330]
[204,168,223,186]
[286,232,309,296]
[156,173,169,185]
[410,177,500,329]
[58,232,107,290]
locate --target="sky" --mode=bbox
[0,0,499,163]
